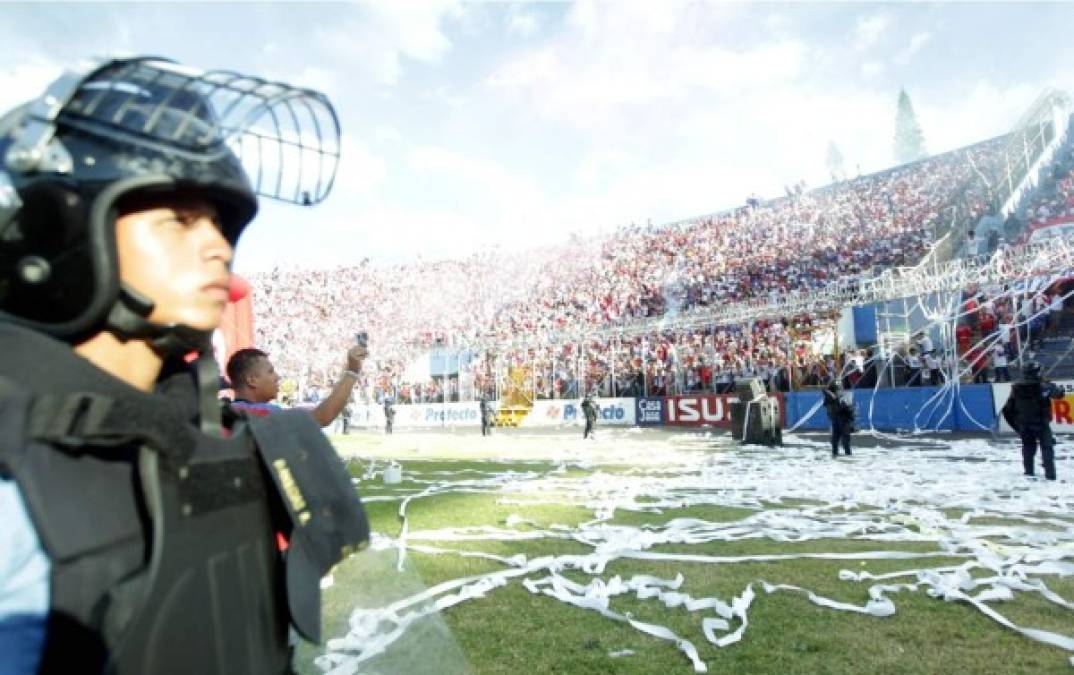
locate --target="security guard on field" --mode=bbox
[1002,361,1064,480]
[479,396,494,436]
[383,398,396,435]
[823,381,855,457]
[0,57,368,674]
[581,394,600,439]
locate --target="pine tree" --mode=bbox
[826,141,845,181]
[893,88,928,164]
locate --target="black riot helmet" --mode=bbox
[0,57,340,354]
[1023,360,1043,381]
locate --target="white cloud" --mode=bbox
[407,145,545,223]
[336,137,388,194]
[916,79,1053,155]
[894,31,932,65]
[315,1,461,85]
[0,59,65,115]
[506,9,540,37]
[426,85,467,109]
[487,12,808,132]
[279,66,341,98]
[860,61,886,79]
[853,13,890,52]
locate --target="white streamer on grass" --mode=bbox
[319,434,1074,673]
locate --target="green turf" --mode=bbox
[294,455,1074,675]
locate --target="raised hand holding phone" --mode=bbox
[348,332,369,372]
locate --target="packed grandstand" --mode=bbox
[248,104,1074,408]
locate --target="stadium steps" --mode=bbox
[1024,336,1074,379]
[1009,308,1074,378]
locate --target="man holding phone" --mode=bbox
[227,338,368,428]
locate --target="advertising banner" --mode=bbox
[664,393,784,428]
[394,402,483,428]
[347,405,383,428]
[521,398,637,427]
[636,397,665,426]
[346,401,487,429]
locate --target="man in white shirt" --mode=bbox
[924,351,943,384]
[1048,290,1064,336]
[918,332,934,356]
[906,348,923,387]
[716,367,733,394]
[998,313,1015,358]
[992,342,1010,382]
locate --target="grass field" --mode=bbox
[296,428,1074,674]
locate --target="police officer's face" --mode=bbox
[249,357,281,401]
[114,195,233,332]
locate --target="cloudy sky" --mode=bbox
[3,1,1073,272]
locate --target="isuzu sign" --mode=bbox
[664,394,785,427]
[666,395,730,425]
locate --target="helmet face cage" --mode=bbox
[26,58,342,207]
[0,57,342,340]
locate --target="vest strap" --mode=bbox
[25,391,195,463]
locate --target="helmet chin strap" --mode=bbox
[106,283,223,435]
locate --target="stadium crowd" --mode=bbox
[1021,144,1074,233]
[248,130,1053,404]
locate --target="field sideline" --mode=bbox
[296,428,1074,674]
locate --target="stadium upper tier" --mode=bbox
[249,131,1020,391]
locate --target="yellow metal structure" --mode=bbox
[494,366,534,427]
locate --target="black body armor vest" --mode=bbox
[0,324,368,674]
[1012,381,1052,425]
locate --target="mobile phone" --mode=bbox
[355,331,368,347]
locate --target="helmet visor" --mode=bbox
[60,58,341,207]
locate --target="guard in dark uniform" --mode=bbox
[0,57,368,674]
[383,399,396,435]
[479,396,493,436]
[1002,361,1063,480]
[823,381,855,457]
[581,395,600,439]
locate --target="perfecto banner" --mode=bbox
[521,398,637,427]
[664,393,785,428]
[347,401,489,429]
[347,405,384,428]
[398,402,483,428]
[993,380,1074,433]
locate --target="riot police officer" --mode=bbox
[581,394,600,439]
[1002,361,1064,480]
[823,381,855,457]
[479,396,494,436]
[0,58,368,674]
[383,398,396,435]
